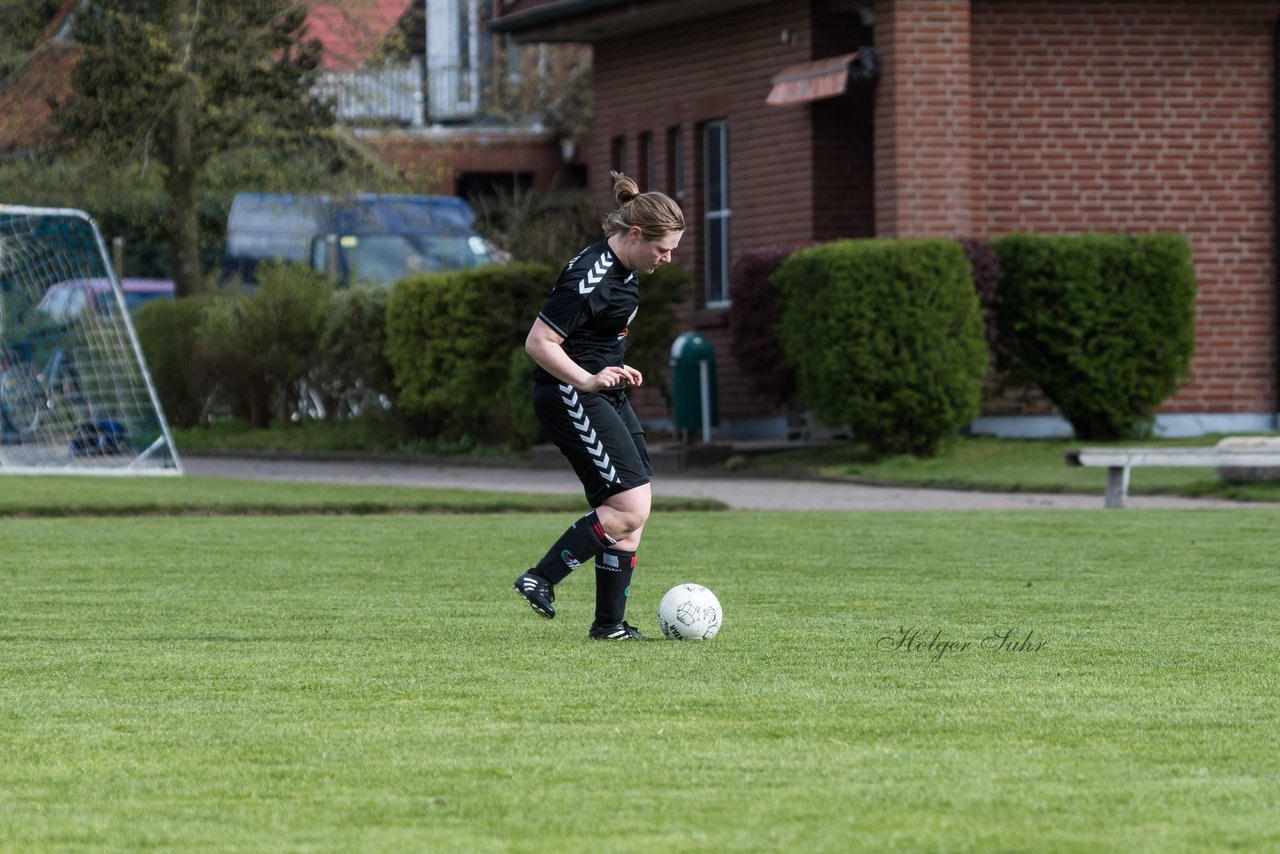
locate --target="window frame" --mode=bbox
[611,135,627,175]
[667,125,684,201]
[702,120,730,308]
[639,131,654,190]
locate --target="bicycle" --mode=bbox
[0,342,90,439]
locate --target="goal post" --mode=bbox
[0,205,182,476]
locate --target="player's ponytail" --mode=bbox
[602,170,684,240]
[611,170,640,207]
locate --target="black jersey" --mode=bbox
[534,237,639,385]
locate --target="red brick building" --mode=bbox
[492,0,1280,439]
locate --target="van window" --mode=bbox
[342,233,492,286]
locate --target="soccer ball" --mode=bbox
[658,583,722,640]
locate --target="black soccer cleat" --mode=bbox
[588,621,655,641]
[515,571,556,619]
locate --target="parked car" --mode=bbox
[36,277,175,324]
[223,192,503,287]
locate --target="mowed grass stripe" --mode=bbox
[1,511,1277,852]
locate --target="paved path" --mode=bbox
[181,455,1274,511]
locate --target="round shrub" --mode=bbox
[774,239,988,457]
[386,262,552,441]
[992,233,1196,439]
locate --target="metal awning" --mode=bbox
[766,50,878,106]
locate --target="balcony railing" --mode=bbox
[315,59,425,127]
[426,63,480,121]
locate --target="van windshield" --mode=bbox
[342,233,492,286]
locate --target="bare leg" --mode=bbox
[594,483,651,551]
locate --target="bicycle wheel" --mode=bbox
[0,365,46,437]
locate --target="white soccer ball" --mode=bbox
[658,583,723,640]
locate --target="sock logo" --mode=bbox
[597,551,637,572]
[560,550,581,569]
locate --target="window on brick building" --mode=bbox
[640,131,654,190]
[611,135,627,175]
[703,120,730,307]
[667,126,683,201]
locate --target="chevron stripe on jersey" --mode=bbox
[558,383,619,484]
[577,252,615,295]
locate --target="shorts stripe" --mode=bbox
[558,383,619,484]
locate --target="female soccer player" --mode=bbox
[514,171,685,640]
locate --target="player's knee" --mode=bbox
[604,509,646,540]
[619,506,649,536]
[599,496,649,540]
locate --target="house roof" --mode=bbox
[304,0,416,70]
[0,40,79,155]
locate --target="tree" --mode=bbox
[0,0,64,79]
[57,0,333,296]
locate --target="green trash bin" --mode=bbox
[669,332,719,441]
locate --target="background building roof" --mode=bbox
[304,0,416,70]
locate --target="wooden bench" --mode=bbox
[1064,446,1280,508]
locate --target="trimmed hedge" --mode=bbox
[504,344,544,449]
[992,233,1196,439]
[774,239,988,457]
[314,285,395,418]
[132,295,221,428]
[132,257,666,445]
[386,263,552,440]
[194,263,331,428]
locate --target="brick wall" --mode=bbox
[504,0,1280,427]
[366,131,576,195]
[874,0,976,237]
[591,1,810,424]
[970,0,1279,414]
[589,0,875,425]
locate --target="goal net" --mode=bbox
[0,205,181,475]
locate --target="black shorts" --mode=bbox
[533,382,652,507]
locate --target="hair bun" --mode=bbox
[610,170,640,205]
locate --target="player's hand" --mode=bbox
[586,366,642,391]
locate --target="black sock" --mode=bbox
[593,548,636,626]
[532,511,614,584]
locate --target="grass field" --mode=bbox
[2,506,1278,851]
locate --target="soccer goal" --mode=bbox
[0,205,181,475]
